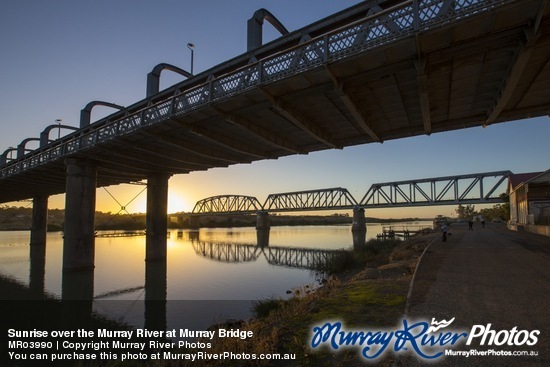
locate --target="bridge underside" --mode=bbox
[1,0,549,202]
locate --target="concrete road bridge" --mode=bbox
[0,0,548,272]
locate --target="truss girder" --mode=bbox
[360,171,512,208]
[190,171,511,214]
[192,195,262,214]
[263,187,358,212]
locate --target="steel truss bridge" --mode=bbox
[0,0,549,203]
[191,170,512,214]
[191,241,348,271]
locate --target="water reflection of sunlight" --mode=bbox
[92,236,146,299]
[0,223,432,302]
[0,222,435,340]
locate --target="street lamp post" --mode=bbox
[55,119,62,139]
[187,43,195,75]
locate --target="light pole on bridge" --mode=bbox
[55,119,62,139]
[187,43,195,75]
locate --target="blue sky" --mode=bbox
[1,0,549,218]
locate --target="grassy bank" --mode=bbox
[161,233,436,367]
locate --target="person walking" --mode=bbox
[468,219,474,230]
[441,223,448,242]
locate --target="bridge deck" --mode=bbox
[1,0,549,203]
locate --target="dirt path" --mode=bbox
[398,223,550,366]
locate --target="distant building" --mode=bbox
[508,169,550,236]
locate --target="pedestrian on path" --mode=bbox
[468,219,474,230]
[441,223,448,242]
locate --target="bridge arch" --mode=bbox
[17,137,41,158]
[39,124,79,147]
[247,8,290,51]
[146,63,193,97]
[192,194,262,214]
[0,147,18,165]
[80,100,124,128]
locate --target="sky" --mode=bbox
[1,0,549,219]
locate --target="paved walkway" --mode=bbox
[399,223,550,366]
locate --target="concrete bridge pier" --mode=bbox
[188,215,200,230]
[352,207,367,248]
[256,211,270,230]
[145,260,167,332]
[63,158,97,272]
[29,195,48,297]
[352,207,366,232]
[29,243,46,298]
[256,211,270,248]
[61,270,94,326]
[30,195,48,245]
[146,173,170,262]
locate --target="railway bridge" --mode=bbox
[187,170,511,230]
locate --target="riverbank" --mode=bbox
[170,231,437,367]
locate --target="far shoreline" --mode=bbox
[0,208,430,232]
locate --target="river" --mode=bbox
[0,222,431,332]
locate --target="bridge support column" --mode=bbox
[30,195,48,246]
[61,270,94,325]
[352,207,366,232]
[63,159,97,272]
[256,211,270,230]
[146,173,170,262]
[352,208,367,248]
[256,211,270,247]
[188,216,200,230]
[145,260,167,332]
[29,242,46,298]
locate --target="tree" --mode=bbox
[479,203,509,222]
[455,204,476,219]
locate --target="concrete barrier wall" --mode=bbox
[508,223,550,237]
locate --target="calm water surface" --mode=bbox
[0,222,430,330]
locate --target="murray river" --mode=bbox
[0,222,430,333]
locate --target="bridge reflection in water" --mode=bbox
[183,224,367,274]
[191,240,350,273]
[7,227,368,340]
